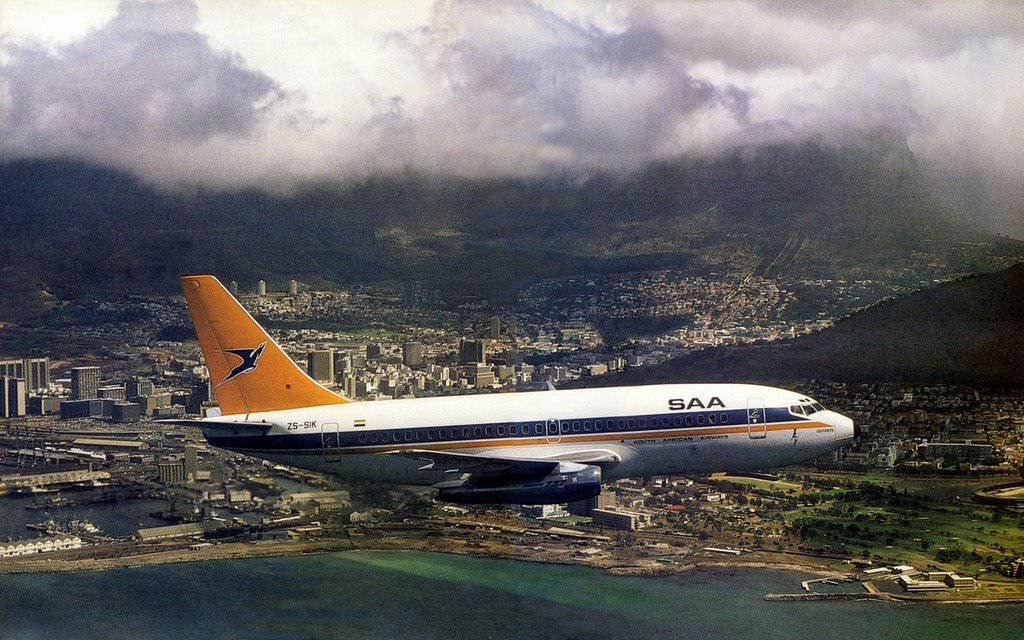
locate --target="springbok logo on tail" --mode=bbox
[219,342,267,386]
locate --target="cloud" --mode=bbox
[0,0,1022,234]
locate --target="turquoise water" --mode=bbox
[1,550,1022,639]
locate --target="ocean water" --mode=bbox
[1,550,1022,640]
[0,494,170,540]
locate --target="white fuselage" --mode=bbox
[202,383,854,485]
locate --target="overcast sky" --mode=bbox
[1,0,1022,235]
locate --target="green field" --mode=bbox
[779,475,1024,572]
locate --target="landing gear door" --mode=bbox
[321,421,340,461]
[746,399,767,439]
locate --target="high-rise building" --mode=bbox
[229,280,239,297]
[334,351,350,376]
[70,367,100,400]
[487,316,501,339]
[1,377,26,418]
[126,378,155,399]
[0,358,49,391]
[97,385,126,401]
[402,342,424,367]
[459,339,486,365]
[289,279,298,295]
[366,343,383,359]
[306,350,334,383]
[257,279,267,296]
[462,363,495,388]
[184,446,199,481]
[0,359,19,379]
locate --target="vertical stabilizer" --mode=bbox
[180,275,348,415]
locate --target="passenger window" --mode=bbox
[573,422,581,433]
[709,414,717,425]
[720,413,728,424]
[697,415,705,425]
[510,425,518,435]
[497,426,505,436]
[358,434,366,444]
[662,418,669,427]
[561,423,569,434]
[584,422,592,432]
[595,421,603,431]
[370,433,379,443]
[473,427,481,437]
[393,432,401,443]
[451,429,459,439]
[404,432,412,442]
[462,428,470,438]
[628,419,636,429]
[673,417,681,427]
[485,427,492,437]
[428,430,436,441]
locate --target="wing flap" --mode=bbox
[386,449,559,477]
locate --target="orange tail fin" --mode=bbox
[180,275,348,415]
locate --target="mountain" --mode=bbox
[573,262,1024,388]
[1,130,1021,321]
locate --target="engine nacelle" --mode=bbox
[437,462,601,505]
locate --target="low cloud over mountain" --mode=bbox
[1,1,1022,235]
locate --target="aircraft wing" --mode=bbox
[386,449,559,477]
[387,448,621,477]
[156,419,273,437]
[388,449,606,504]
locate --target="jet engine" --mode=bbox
[436,461,601,505]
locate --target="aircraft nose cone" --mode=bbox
[831,413,855,443]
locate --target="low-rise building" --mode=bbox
[0,535,83,557]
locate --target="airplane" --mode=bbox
[174,275,856,504]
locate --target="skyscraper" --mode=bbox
[402,342,424,367]
[487,316,501,339]
[307,350,334,383]
[257,279,267,296]
[289,279,298,295]
[25,358,49,391]
[459,339,486,365]
[70,366,100,400]
[184,446,199,482]
[127,378,155,399]
[1,377,26,418]
[0,358,49,391]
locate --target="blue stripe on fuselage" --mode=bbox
[205,406,809,452]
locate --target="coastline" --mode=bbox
[4,534,1023,605]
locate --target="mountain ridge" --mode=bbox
[1,132,1021,321]
[570,262,1024,388]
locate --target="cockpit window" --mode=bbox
[812,402,825,412]
[789,405,807,416]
